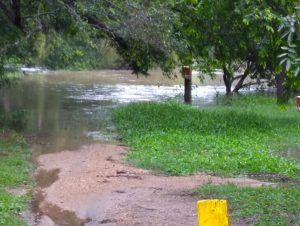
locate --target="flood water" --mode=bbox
[0,70,226,154]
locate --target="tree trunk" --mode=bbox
[276,71,288,104]
[12,0,21,28]
[184,78,192,104]
[233,70,249,93]
[223,66,232,96]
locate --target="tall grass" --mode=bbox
[113,94,300,177]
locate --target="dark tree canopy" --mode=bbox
[175,0,299,97]
[0,0,180,76]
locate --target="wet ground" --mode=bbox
[34,144,269,226]
[0,70,296,225]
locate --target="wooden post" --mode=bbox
[182,66,192,104]
[297,96,300,110]
[197,200,229,226]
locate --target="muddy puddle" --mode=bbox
[34,143,270,226]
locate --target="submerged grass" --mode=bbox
[0,111,27,131]
[0,130,31,226]
[197,184,300,226]
[113,94,300,177]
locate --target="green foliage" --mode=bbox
[2,0,300,80]
[36,30,121,70]
[0,131,31,226]
[277,6,300,95]
[0,0,180,74]
[197,184,300,226]
[174,0,299,94]
[113,95,300,177]
[31,32,46,65]
[82,0,180,74]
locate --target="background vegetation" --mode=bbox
[1,0,300,100]
[12,30,122,71]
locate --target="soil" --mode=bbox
[33,144,271,226]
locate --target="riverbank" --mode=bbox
[1,71,299,225]
[113,94,300,177]
[0,130,32,226]
[113,94,300,225]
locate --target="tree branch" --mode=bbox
[232,74,245,81]
[238,80,269,90]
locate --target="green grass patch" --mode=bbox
[113,94,300,177]
[0,130,32,226]
[197,184,300,226]
[0,190,28,226]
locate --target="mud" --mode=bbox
[36,169,60,189]
[34,144,271,226]
[6,187,28,196]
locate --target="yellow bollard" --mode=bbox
[197,200,229,226]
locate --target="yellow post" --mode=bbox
[197,200,229,226]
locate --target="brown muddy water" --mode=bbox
[0,70,226,154]
[0,69,298,160]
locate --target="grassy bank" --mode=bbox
[0,130,32,226]
[113,94,300,225]
[113,94,300,177]
[197,184,300,225]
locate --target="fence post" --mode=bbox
[182,66,192,104]
[296,96,300,110]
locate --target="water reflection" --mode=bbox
[67,84,225,104]
[0,70,228,154]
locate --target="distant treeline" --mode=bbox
[8,29,123,71]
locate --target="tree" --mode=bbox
[0,0,180,76]
[0,0,25,87]
[277,7,300,103]
[175,0,299,97]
